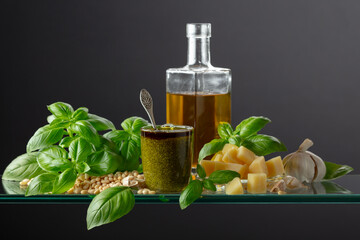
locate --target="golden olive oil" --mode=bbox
[166,92,231,167]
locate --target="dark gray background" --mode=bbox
[1,0,360,239]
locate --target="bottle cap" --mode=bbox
[186,23,211,38]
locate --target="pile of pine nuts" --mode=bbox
[19,170,156,195]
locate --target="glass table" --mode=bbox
[1,175,360,204]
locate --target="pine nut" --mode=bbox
[74,188,81,194]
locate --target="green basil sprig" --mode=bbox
[198,116,287,161]
[179,164,240,210]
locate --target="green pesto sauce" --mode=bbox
[141,129,193,193]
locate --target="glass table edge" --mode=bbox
[1,194,360,204]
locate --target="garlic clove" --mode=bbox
[270,180,286,193]
[306,151,326,182]
[283,175,304,189]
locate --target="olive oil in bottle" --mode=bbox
[166,23,231,167]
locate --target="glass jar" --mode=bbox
[166,23,231,167]
[140,125,194,193]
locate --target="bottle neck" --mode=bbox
[187,37,211,67]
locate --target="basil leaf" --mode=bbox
[25,173,57,196]
[196,164,206,179]
[119,139,140,171]
[121,117,149,134]
[87,113,115,131]
[203,179,216,192]
[2,153,45,181]
[103,130,130,143]
[52,168,77,194]
[241,134,287,156]
[218,122,233,140]
[2,180,26,194]
[71,120,100,147]
[208,170,240,184]
[96,136,118,153]
[323,161,354,180]
[137,164,143,174]
[72,107,89,121]
[49,118,71,128]
[234,116,271,138]
[228,135,242,146]
[69,137,93,162]
[131,134,141,148]
[37,146,73,173]
[86,149,122,176]
[26,125,65,152]
[47,115,56,124]
[59,136,76,148]
[179,180,203,210]
[86,186,135,230]
[76,161,91,173]
[198,139,228,161]
[47,102,74,119]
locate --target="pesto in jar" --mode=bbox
[141,125,193,193]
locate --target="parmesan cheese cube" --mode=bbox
[236,146,256,165]
[266,156,285,178]
[200,160,216,176]
[214,161,227,171]
[247,173,267,194]
[222,143,238,155]
[225,177,244,195]
[211,152,223,162]
[249,156,268,176]
[222,148,239,163]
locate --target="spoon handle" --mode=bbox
[140,89,157,129]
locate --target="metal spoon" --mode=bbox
[140,89,157,130]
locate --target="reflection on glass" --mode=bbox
[286,181,352,194]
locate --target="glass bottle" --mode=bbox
[166,23,231,167]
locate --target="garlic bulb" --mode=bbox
[283,139,326,183]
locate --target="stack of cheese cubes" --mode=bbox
[199,144,285,194]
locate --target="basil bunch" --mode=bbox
[2,102,149,196]
[198,116,287,161]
